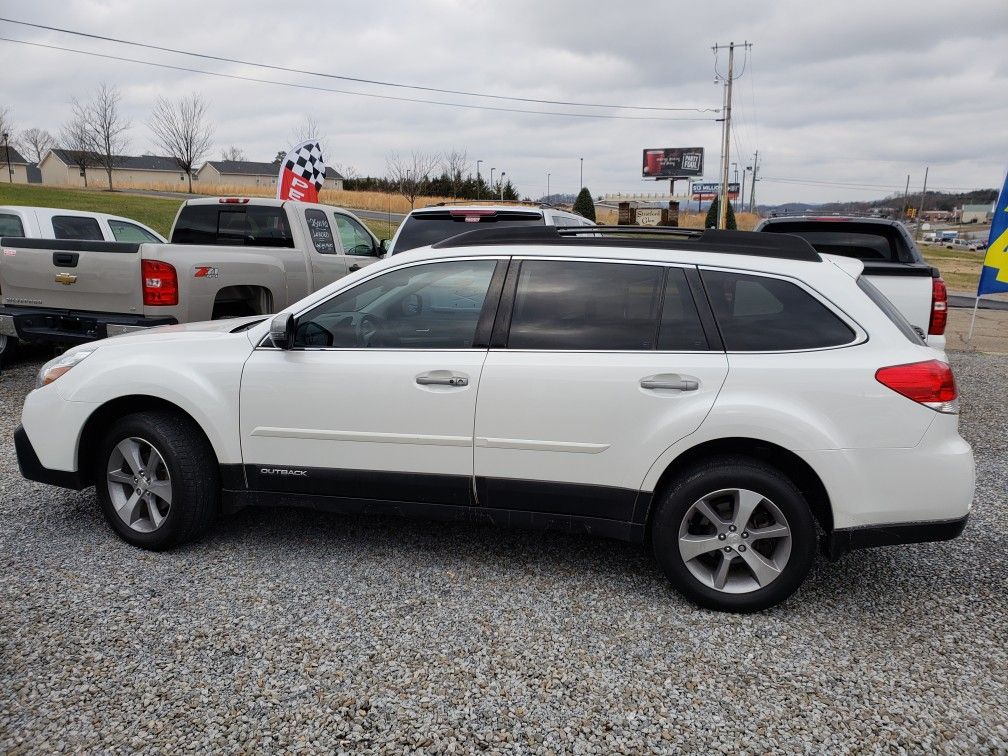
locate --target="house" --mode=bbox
[961,203,994,224]
[0,145,30,183]
[39,149,192,188]
[196,160,345,190]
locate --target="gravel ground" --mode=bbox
[1,347,1006,754]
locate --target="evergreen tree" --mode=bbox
[704,197,737,229]
[573,187,596,221]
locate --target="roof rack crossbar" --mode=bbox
[431,225,821,262]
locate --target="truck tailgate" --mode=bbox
[0,238,143,313]
[861,261,936,338]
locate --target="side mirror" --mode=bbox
[379,239,391,256]
[269,313,295,349]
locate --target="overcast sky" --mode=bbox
[1,0,1006,204]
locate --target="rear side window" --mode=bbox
[171,205,294,247]
[658,269,709,351]
[508,260,664,350]
[760,222,909,262]
[108,220,161,243]
[394,211,544,253]
[701,269,855,351]
[0,213,24,236]
[52,215,103,240]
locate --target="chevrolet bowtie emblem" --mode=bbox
[55,272,78,285]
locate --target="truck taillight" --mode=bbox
[929,276,948,335]
[142,260,178,306]
[875,360,958,413]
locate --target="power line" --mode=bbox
[760,176,985,192]
[0,17,718,114]
[0,37,718,123]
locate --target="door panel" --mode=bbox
[473,351,728,516]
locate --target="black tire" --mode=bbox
[94,410,219,550]
[0,334,17,366]
[651,455,817,613]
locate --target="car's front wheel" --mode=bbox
[651,456,817,612]
[95,410,219,550]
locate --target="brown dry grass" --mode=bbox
[594,206,761,231]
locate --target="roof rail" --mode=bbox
[431,225,821,262]
[427,199,563,210]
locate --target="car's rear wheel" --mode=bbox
[95,410,219,550]
[651,455,817,612]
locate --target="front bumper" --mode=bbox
[0,306,176,345]
[14,425,87,490]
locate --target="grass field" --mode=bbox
[0,183,399,240]
[918,243,986,291]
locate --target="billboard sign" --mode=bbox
[691,182,740,201]
[642,148,704,179]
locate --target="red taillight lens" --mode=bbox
[142,259,178,306]
[929,276,948,335]
[875,360,958,413]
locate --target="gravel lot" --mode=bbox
[1,347,1005,754]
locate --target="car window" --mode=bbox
[393,210,544,253]
[171,205,294,247]
[332,214,376,257]
[508,260,665,350]
[0,213,24,236]
[108,220,161,243]
[304,209,337,254]
[857,276,924,344]
[294,259,497,349]
[52,215,104,240]
[658,268,709,351]
[701,269,855,351]
[761,222,907,262]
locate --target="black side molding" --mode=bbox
[13,425,87,491]
[826,515,968,560]
[0,237,141,254]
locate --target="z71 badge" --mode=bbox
[194,266,220,278]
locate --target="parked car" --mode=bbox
[0,206,167,361]
[755,216,948,350]
[387,203,593,255]
[14,226,974,612]
[0,198,382,357]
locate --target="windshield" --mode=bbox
[393,210,544,253]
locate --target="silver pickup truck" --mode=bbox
[0,198,384,352]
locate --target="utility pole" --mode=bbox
[914,166,929,240]
[476,159,482,199]
[901,173,910,220]
[713,41,751,229]
[490,167,495,196]
[579,157,583,189]
[547,172,550,203]
[748,149,759,213]
[740,167,748,216]
[2,132,10,183]
[500,172,506,201]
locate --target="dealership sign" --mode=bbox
[642,148,704,179]
[691,182,740,200]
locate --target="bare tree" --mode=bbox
[149,93,214,193]
[83,83,130,191]
[20,127,55,164]
[441,148,469,198]
[290,115,326,148]
[0,106,15,144]
[60,101,95,187]
[220,145,245,161]
[386,151,439,209]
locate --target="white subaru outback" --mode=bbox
[15,226,974,612]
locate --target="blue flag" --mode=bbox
[977,169,1008,296]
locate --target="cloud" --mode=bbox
[1,0,1005,203]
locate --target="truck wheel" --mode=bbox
[650,455,817,613]
[95,410,219,550]
[0,334,17,365]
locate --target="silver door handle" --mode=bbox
[416,374,468,387]
[640,376,699,391]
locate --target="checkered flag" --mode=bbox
[276,140,326,203]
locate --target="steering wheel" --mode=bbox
[348,312,385,347]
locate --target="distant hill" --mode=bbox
[758,188,997,216]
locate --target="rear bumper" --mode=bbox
[0,306,176,345]
[826,514,968,559]
[14,425,87,490]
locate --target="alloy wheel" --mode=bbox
[106,437,173,533]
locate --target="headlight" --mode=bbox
[36,349,96,389]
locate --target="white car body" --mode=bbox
[0,205,166,243]
[15,228,974,610]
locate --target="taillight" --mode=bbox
[875,360,958,413]
[142,259,178,306]
[929,276,948,335]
